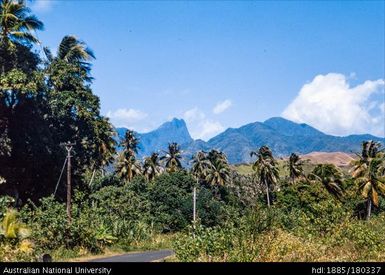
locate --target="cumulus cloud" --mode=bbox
[282,73,385,137]
[182,107,224,140]
[197,120,224,140]
[213,99,232,114]
[31,0,54,13]
[107,108,148,129]
[183,107,205,123]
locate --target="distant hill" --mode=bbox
[115,117,384,164]
[299,152,356,167]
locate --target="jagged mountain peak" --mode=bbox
[158,118,188,131]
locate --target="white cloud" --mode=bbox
[282,73,385,137]
[196,120,224,140]
[380,103,385,114]
[182,107,224,140]
[183,107,205,123]
[107,108,148,129]
[213,99,232,114]
[31,0,54,13]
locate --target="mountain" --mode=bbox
[263,117,325,137]
[117,118,193,158]
[116,117,384,164]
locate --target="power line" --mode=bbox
[53,156,68,197]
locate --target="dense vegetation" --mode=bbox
[1,0,385,262]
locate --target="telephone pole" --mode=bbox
[193,186,196,228]
[192,178,197,237]
[63,142,75,224]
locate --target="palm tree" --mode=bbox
[161,142,182,173]
[96,119,117,170]
[115,130,141,183]
[88,118,116,185]
[352,141,385,220]
[121,130,139,157]
[205,150,231,187]
[286,153,304,184]
[56,36,95,64]
[143,152,162,182]
[309,164,343,199]
[116,153,142,183]
[190,151,211,184]
[44,35,95,81]
[0,0,44,46]
[250,146,279,207]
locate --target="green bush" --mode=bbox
[148,172,193,232]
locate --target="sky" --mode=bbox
[30,0,385,140]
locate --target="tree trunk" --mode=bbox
[366,198,372,220]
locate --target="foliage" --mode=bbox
[0,0,116,203]
[161,142,183,173]
[250,146,279,207]
[351,141,385,219]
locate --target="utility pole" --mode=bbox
[192,178,197,237]
[63,141,75,224]
[193,186,196,228]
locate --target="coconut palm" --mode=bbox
[204,150,231,187]
[250,146,279,207]
[352,141,385,220]
[56,35,95,64]
[116,153,142,183]
[44,35,95,83]
[286,153,305,184]
[87,118,116,185]
[309,164,343,199]
[143,152,163,182]
[352,141,383,178]
[161,142,182,173]
[120,130,139,157]
[0,0,44,46]
[115,130,141,183]
[96,118,117,169]
[191,151,211,184]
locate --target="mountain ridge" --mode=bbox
[115,117,384,164]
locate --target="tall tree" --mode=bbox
[44,35,95,82]
[191,151,211,184]
[286,153,305,184]
[0,0,43,46]
[161,142,182,173]
[0,0,43,74]
[44,35,116,193]
[143,152,163,182]
[204,150,231,187]
[116,130,141,183]
[0,2,115,203]
[250,146,279,207]
[120,130,139,157]
[116,153,142,183]
[352,141,385,220]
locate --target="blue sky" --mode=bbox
[31,0,384,140]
